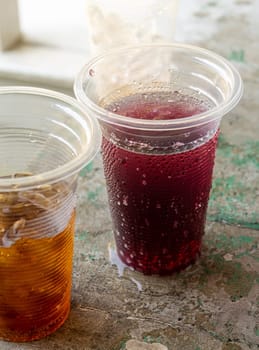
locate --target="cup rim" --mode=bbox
[74,43,243,131]
[0,86,101,191]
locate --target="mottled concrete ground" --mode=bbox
[1,0,258,349]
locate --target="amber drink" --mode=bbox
[0,87,100,341]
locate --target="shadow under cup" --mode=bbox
[0,87,100,342]
[75,44,243,275]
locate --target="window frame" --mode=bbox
[0,0,88,91]
[0,0,20,51]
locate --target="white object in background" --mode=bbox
[125,340,168,350]
[86,0,179,56]
[0,0,20,51]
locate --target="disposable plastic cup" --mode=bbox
[0,87,101,341]
[75,43,243,275]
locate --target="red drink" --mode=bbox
[75,43,243,275]
[102,91,218,274]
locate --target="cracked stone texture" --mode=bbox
[0,0,258,349]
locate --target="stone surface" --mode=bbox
[0,0,258,349]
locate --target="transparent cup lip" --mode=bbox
[74,43,244,131]
[0,86,101,191]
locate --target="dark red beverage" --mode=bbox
[102,91,218,274]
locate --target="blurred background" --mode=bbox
[0,0,256,95]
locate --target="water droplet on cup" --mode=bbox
[89,69,95,77]
[122,195,128,206]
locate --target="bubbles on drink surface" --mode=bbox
[105,90,214,120]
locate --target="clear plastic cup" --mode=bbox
[86,0,179,55]
[0,87,101,341]
[74,43,243,275]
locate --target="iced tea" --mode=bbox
[0,179,75,342]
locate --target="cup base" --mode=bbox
[0,302,70,343]
[117,242,201,276]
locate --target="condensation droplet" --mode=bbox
[195,202,202,210]
[144,218,150,226]
[122,195,128,206]
[89,68,95,77]
[175,142,184,147]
